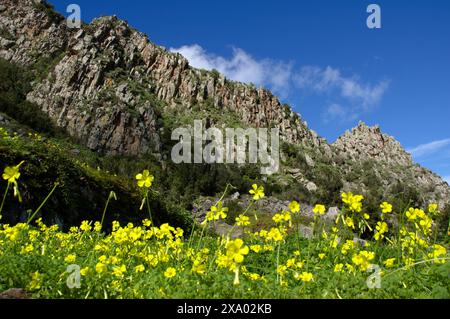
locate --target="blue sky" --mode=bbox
[49,0,450,182]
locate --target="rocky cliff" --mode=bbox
[334,122,413,167]
[0,0,327,156]
[1,0,449,208]
[333,122,450,207]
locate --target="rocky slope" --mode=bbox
[1,0,449,209]
[334,122,413,167]
[0,0,328,156]
[334,122,450,207]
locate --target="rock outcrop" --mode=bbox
[334,122,413,167]
[0,0,328,156]
[333,122,450,208]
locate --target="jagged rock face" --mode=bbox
[0,0,329,155]
[333,122,413,167]
[333,122,450,208]
[25,17,162,155]
[0,0,69,65]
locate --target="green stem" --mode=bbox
[215,183,234,205]
[397,201,411,261]
[187,217,197,249]
[225,200,254,240]
[146,191,154,226]
[196,223,207,251]
[195,184,235,250]
[383,257,450,278]
[100,191,115,229]
[0,182,10,218]
[276,242,281,284]
[27,182,59,225]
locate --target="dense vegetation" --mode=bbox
[0,56,449,299]
[0,162,448,298]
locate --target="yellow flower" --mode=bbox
[363,213,370,220]
[383,258,395,268]
[226,238,249,263]
[192,258,206,274]
[329,237,339,249]
[318,253,326,260]
[345,264,355,273]
[93,221,102,232]
[345,216,355,229]
[295,272,314,282]
[112,264,127,277]
[246,273,262,281]
[341,192,352,204]
[258,230,268,238]
[313,204,326,215]
[29,271,42,290]
[277,265,288,275]
[80,267,90,276]
[428,203,438,214]
[266,227,284,242]
[135,264,145,273]
[380,202,393,214]
[175,227,184,238]
[20,244,34,254]
[250,245,262,253]
[428,244,447,264]
[164,267,177,278]
[419,216,433,234]
[286,258,296,269]
[406,208,419,221]
[405,257,416,266]
[288,201,300,213]
[283,211,291,222]
[216,252,232,269]
[80,221,92,232]
[341,192,364,213]
[204,211,215,222]
[249,184,265,200]
[111,280,122,292]
[236,215,250,227]
[207,201,228,221]
[95,262,107,274]
[334,263,344,272]
[272,213,284,224]
[2,161,24,183]
[352,250,375,271]
[374,221,388,241]
[142,219,152,227]
[64,254,76,263]
[136,170,154,188]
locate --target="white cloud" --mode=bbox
[341,78,389,109]
[323,103,357,123]
[171,44,389,120]
[294,66,341,91]
[294,66,389,120]
[407,138,450,158]
[170,44,293,97]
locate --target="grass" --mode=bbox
[0,158,449,299]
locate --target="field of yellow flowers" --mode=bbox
[0,156,449,299]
